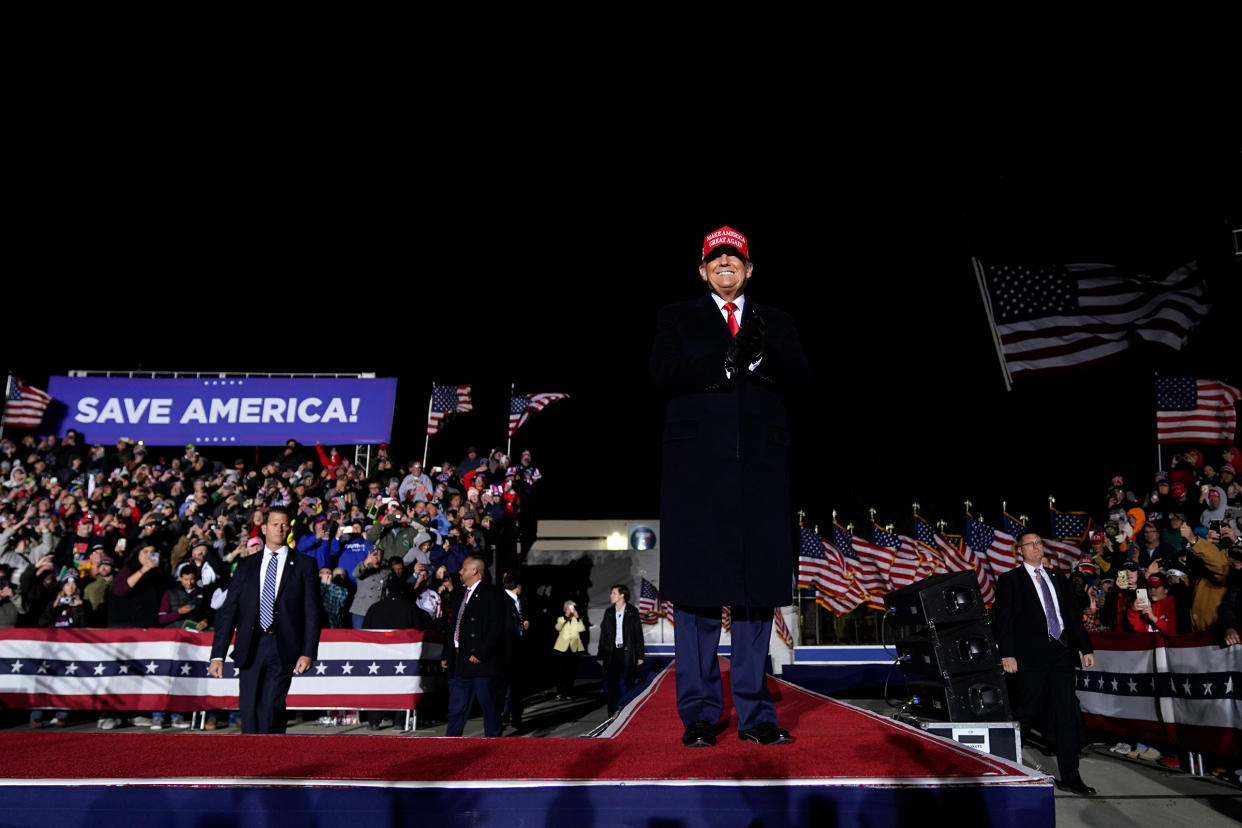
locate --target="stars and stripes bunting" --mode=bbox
[0,628,442,711]
[1155,378,1239,444]
[2,376,52,428]
[509,392,569,437]
[426,384,473,436]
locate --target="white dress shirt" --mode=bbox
[258,545,289,602]
[1023,561,1063,628]
[710,293,763,375]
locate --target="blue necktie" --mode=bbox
[1036,571,1063,641]
[260,551,279,630]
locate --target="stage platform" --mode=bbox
[0,660,1051,827]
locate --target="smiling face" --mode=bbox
[699,249,753,302]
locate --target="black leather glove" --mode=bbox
[727,312,765,371]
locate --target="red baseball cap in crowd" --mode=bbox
[702,226,750,261]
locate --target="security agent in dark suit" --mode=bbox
[441,555,506,737]
[595,584,645,715]
[993,532,1097,795]
[651,226,811,748]
[208,508,321,734]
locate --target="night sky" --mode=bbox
[10,133,1239,540]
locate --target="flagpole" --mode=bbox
[972,257,1012,392]
[1154,372,1163,475]
[0,374,11,440]
[506,383,514,458]
[422,384,434,469]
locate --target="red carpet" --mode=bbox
[0,660,1024,784]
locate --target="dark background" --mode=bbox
[9,127,1240,538]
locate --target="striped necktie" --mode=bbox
[260,551,279,630]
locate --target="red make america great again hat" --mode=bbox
[701,226,749,261]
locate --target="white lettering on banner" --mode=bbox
[262,398,284,423]
[180,399,206,424]
[79,395,369,427]
[322,398,347,423]
[149,399,173,424]
[238,398,262,423]
[97,398,124,424]
[75,398,99,423]
[297,398,323,423]
[209,398,239,423]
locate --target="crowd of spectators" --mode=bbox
[1060,445,1241,773]
[1064,445,1241,642]
[0,430,546,730]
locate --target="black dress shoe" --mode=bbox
[738,722,793,746]
[1056,779,1097,796]
[682,720,715,747]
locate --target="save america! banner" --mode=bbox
[44,376,397,446]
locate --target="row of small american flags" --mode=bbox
[637,578,794,648]
[426,384,569,438]
[797,504,1093,616]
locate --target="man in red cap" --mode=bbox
[651,226,811,748]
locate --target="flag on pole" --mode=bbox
[977,261,1208,381]
[2,376,52,428]
[426,385,473,436]
[941,525,996,607]
[773,609,795,648]
[638,578,662,624]
[966,510,1019,579]
[721,606,731,633]
[508,392,569,437]
[911,514,947,580]
[1045,505,1092,573]
[1155,378,1239,444]
[835,523,887,604]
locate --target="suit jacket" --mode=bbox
[444,579,506,678]
[211,548,321,670]
[597,603,645,672]
[993,565,1092,672]
[651,293,811,607]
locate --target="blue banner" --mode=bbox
[44,377,397,446]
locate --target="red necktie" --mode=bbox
[723,302,739,337]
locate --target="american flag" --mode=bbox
[872,523,920,590]
[721,606,731,633]
[426,384,473,436]
[978,261,1208,381]
[2,376,52,428]
[911,515,947,581]
[941,524,997,607]
[0,628,442,712]
[508,392,569,437]
[1050,506,1091,541]
[772,609,795,649]
[1155,378,1239,444]
[965,511,1019,579]
[1045,505,1091,573]
[836,523,887,604]
[798,527,840,594]
[638,578,662,623]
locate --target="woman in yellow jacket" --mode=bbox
[553,600,586,700]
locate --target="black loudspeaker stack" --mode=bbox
[884,570,1012,722]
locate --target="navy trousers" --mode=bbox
[446,675,502,737]
[238,634,293,734]
[673,604,774,732]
